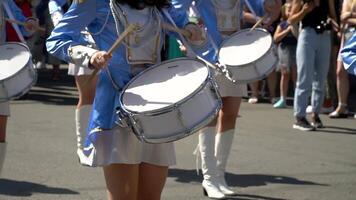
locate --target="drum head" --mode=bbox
[218,28,272,66]
[0,43,31,80]
[122,58,209,113]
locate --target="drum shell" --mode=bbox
[227,44,278,83]
[118,58,222,144]
[0,43,37,102]
[218,28,278,84]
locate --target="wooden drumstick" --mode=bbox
[162,23,192,38]
[250,15,266,31]
[85,23,139,86]
[5,17,46,32]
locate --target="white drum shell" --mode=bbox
[219,28,278,83]
[0,43,37,102]
[119,58,222,144]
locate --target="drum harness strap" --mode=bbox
[2,1,26,43]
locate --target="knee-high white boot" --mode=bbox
[199,127,225,199]
[215,129,235,195]
[75,105,92,164]
[0,142,7,176]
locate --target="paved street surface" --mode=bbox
[1,67,356,200]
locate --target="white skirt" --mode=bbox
[0,101,10,116]
[67,63,93,76]
[215,73,247,97]
[78,125,176,167]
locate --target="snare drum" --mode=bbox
[0,42,37,102]
[118,58,222,144]
[218,28,278,83]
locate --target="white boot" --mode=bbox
[215,129,236,195]
[0,142,7,176]
[75,105,92,164]
[199,127,225,199]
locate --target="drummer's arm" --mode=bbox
[288,0,312,25]
[46,0,97,68]
[273,24,292,43]
[6,0,31,36]
[341,0,356,26]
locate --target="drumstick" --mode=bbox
[162,23,192,38]
[85,24,139,86]
[250,15,266,31]
[5,17,46,32]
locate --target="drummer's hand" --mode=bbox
[302,2,315,14]
[24,17,40,33]
[90,51,112,69]
[184,23,206,44]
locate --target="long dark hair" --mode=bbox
[115,0,171,9]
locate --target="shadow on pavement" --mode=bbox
[317,126,356,135]
[168,168,328,188]
[224,193,289,200]
[16,69,78,106]
[0,178,79,197]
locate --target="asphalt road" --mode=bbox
[1,67,355,200]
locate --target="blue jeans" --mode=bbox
[294,27,331,118]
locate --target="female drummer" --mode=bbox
[172,0,248,198]
[48,0,97,165]
[46,0,202,199]
[0,0,39,176]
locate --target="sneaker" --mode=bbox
[306,105,313,114]
[311,114,324,128]
[248,97,258,104]
[35,61,46,69]
[271,97,279,104]
[273,98,286,108]
[293,117,315,131]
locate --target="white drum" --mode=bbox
[118,58,222,144]
[218,28,278,83]
[0,42,37,102]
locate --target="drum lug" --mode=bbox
[115,107,129,128]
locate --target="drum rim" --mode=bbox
[218,28,273,66]
[232,54,278,84]
[0,42,37,102]
[119,57,212,114]
[0,42,33,81]
[132,99,222,144]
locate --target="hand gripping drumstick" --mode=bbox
[162,23,192,38]
[5,17,46,32]
[162,23,237,83]
[85,24,139,85]
[250,15,266,31]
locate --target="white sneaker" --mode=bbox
[306,105,313,114]
[35,61,46,69]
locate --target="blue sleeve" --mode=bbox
[46,0,97,63]
[48,0,63,14]
[170,0,217,63]
[6,0,28,36]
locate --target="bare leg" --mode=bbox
[280,69,290,99]
[267,71,277,103]
[335,60,349,113]
[52,64,61,81]
[75,75,97,108]
[217,97,241,133]
[138,163,168,200]
[248,82,259,103]
[0,115,7,142]
[103,164,139,200]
